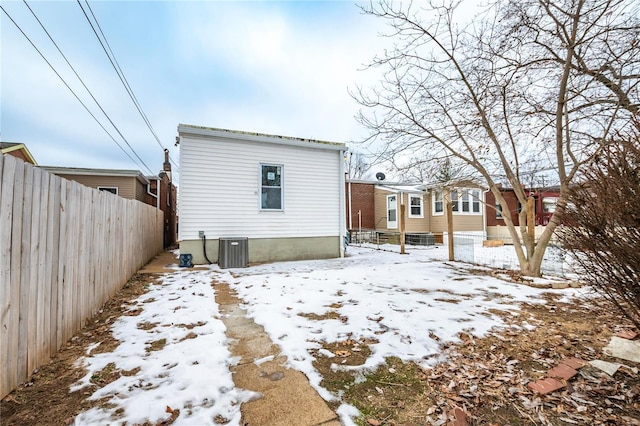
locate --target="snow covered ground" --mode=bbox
[71,245,582,425]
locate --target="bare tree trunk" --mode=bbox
[355,0,640,277]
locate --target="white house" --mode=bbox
[177,124,347,265]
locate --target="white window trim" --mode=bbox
[98,186,118,195]
[542,197,558,213]
[432,188,482,216]
[432,190,444,216]
[451,188,482,215]
[408,194,424,218]
[259,163,284,211]
[386,194,398,229]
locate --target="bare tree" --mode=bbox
[346,150,372,180]
[559,122,640,328]
[353,0,640,276]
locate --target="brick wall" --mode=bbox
[346,182,376,230]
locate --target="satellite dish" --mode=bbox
[375,172,386,181]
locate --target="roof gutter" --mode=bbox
[178,124,346,152]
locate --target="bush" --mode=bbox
[559,126,640,329]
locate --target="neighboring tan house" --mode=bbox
[178,124,347,265]
[346,179,485,244]
[426,184,486,236]
[39,161,178,248]
[38,166,153,202]
[374,184,430,233]
[0,142,37,165]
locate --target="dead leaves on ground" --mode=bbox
[315,295,640,425]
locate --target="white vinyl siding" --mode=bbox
[179,135,342,239]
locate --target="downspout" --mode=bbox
[348,178,353,231]
[483,189,489,239]
[339,149,347,257]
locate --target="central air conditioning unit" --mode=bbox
[218,237,249,268]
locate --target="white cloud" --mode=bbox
[173,2,387,142]
[2,1,390,174]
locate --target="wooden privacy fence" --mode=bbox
[0,155,163,398]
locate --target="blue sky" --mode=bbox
[1,1,386,179]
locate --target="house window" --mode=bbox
[542,197,558,213]
[496,202,503,218]
[409,195,423,218]
[98,186,118,195]
[451,188,481,214]
[472,190,481,213]
[433,190,444,214]
[260,164,283,210]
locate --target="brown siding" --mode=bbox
[374,188,392,231]
[402,193,430,233]
[428,188,484,233]
[374,189,431,232]
[450,214,483,231]
[430,214,447,233]
[3,150,33,165]
[54,175,137,200]
[135,179,148,203]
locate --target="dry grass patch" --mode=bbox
[299,311,342,321]
[146,338,167,353]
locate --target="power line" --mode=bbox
[79,0,180,173]
[0,3,149,172]
[21,0,154,175]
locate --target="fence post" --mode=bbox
[446,193,454,261]
[400,204,406,254]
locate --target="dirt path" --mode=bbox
[215,282,340,426]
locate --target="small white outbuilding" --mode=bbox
[177,124,347,265]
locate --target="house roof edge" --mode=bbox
[178,124,346,151]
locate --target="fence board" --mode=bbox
[56,178,67,351]
[17,162,34,385]
[0,158,163,398]
[27,165,37,366]
[8,159,25,391]
[63,181,76,345]
[48,175,61,355]
[0,156,163,397]
[1,155,17,394]
[39,171,51,363]
[29,167,43,373]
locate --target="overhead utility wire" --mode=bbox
[0,4,146,171]
[21,0,154,175]
[79,0,180,173]
[82,0,180,174]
